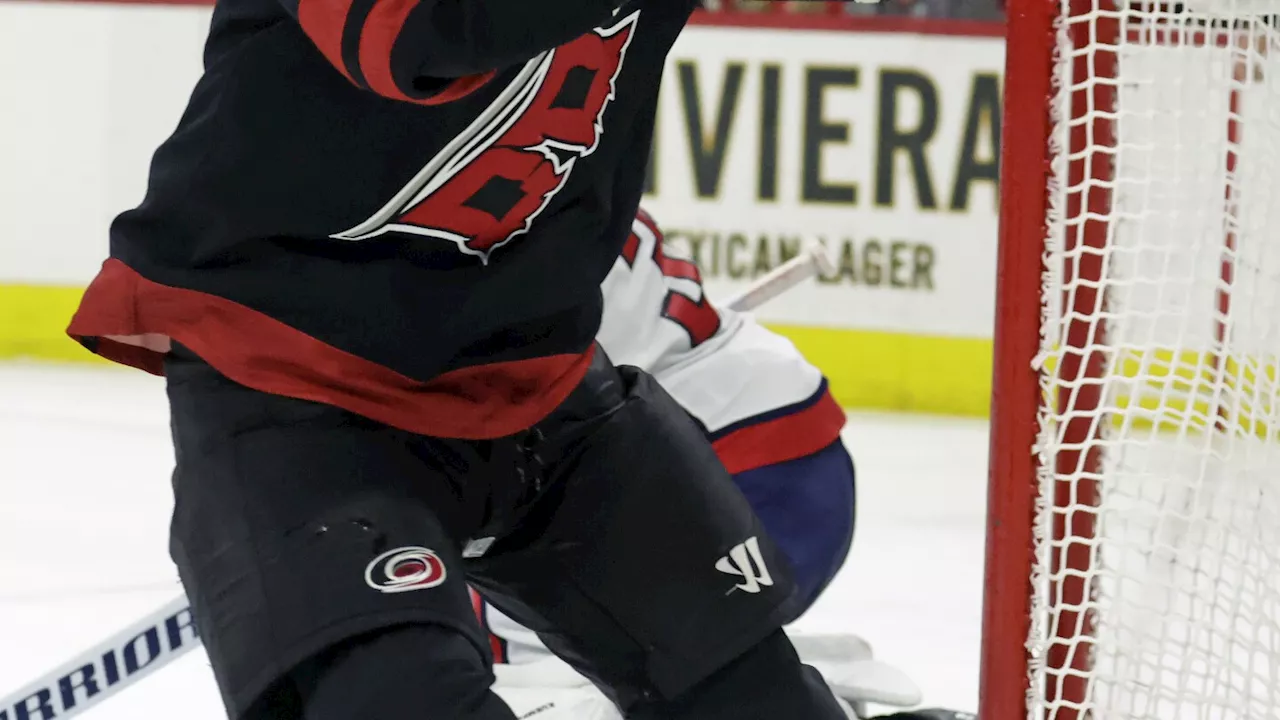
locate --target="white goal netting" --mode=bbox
[1033,2,1280,718]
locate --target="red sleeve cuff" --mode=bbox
[296,0,360,84]
[296,0,492,104]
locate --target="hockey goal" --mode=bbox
[982,1,1280,718]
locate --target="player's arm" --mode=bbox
[281,0,622,104]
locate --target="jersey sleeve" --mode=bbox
[282,0,621,104]
[598,211,846,475]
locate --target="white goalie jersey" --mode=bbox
[596,209,845,475]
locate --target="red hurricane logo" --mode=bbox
[332,11,640,264]
[364,546,448,594]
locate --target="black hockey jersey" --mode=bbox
[68,0,696,439]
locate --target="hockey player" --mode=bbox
[477,207,855,667]
[64,2,850,720]
[476,211,967,720]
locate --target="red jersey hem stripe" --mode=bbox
[67,258,591,440]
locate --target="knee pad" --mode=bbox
[731,440,856,615]
[269,624,516,720]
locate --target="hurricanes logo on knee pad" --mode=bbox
[716,536,774,595]
[364,546,448,594]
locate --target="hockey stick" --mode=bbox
[1,243,835,718]
[0,593,198,720]
[723,241,835,312]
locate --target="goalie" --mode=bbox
[476,210,951,719]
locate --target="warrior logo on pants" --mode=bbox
[364,547,448,594]
[716,536,775,595]
[332,12,641,264]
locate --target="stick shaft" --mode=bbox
[723,244,831,312]
[1,594,197,719]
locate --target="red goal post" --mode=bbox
[985,1,1278,719]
